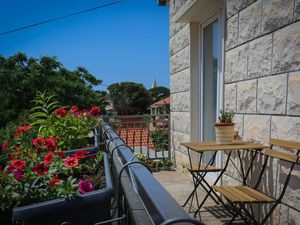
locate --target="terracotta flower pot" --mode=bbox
[214,122,235,145]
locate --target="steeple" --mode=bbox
[151,79,157,88]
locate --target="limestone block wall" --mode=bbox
[169,0,300,223]
[224,0,300,224]
[169,0,192,167]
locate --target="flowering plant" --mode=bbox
[29,92,102,150]
[0,100,104,224]
[0,124,105,222]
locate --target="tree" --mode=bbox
[107,82,152,115]
[0,52,106,127]
[148,86,170,103]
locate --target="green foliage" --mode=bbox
[30,91,60,131]
[39,111,98,150]
[0,122,105,212]
[107,82,152,115]
[150,129,169,150]
[0,52,106,127]
[148,86,170,103]
[28,92,100,150]
[218,110,235,123]
[157,159,173,168]
[135,153,147,162]
[0,111,30,150]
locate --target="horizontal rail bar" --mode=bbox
[101,124,202,225]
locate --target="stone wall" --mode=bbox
[169,0,300,223]
[169,0,192,167]
[224,0,300,224]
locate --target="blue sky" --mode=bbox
[0,0,169,90]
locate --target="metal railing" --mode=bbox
[101,124,205,225]
[102,114,170,160]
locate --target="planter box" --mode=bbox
[12,153,114,225]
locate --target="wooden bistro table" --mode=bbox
[180,140,266,217]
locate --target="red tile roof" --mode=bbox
[115,127,154,148]
[150,97,170,107]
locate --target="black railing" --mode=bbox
[102,115,170,160]
[101,124,205,225]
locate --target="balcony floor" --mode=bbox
[154,171,241,225]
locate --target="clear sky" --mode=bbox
[0,0,169,90]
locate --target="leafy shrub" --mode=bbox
[150,129,169,150]
[30,92,101,150]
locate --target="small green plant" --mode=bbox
[150,129,168,150]
[163,159,173,168]
[135,153,147,162]
[157,160,164,167]
[218,110,235,123]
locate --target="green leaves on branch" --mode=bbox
[0,52,106,127]
[30,91,60,132]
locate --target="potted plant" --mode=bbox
[0,94,113,225]
[0,124,113,225]
[135,153,158,172]
[157,159,173,171]
[215,110,235,145]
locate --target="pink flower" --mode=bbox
[55,108,68,117]
[32,137,46,148]
[14,171,24,181]
[78,179,94,194]
[90,106,100,117]
[57,152,66,158]
[73,150,88,159]
[14,126,32,137]
[82,109,89,117]
[45,137,58,151]
[2,141,8,151]
[63,157,78,168]
[11,160,26,170]
[33,163,49,175]
[44,153,55,164]
[50,179,60,188]
[70,106,78,112]
[6,165,15,174]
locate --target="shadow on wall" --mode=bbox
[223,149,300,225]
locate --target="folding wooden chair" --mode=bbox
[212,138,300,225]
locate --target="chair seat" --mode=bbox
[182,163,221,172]
[212,186,275,203]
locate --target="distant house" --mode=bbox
[104,99,117,115]
[149,97,170,130]
[150,96,170,115]
[162,0,300,223]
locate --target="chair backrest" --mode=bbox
[269,138,300,151]
[266,138,300,164]
[255,138,300,200]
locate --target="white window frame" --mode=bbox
[199,9,225,176]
